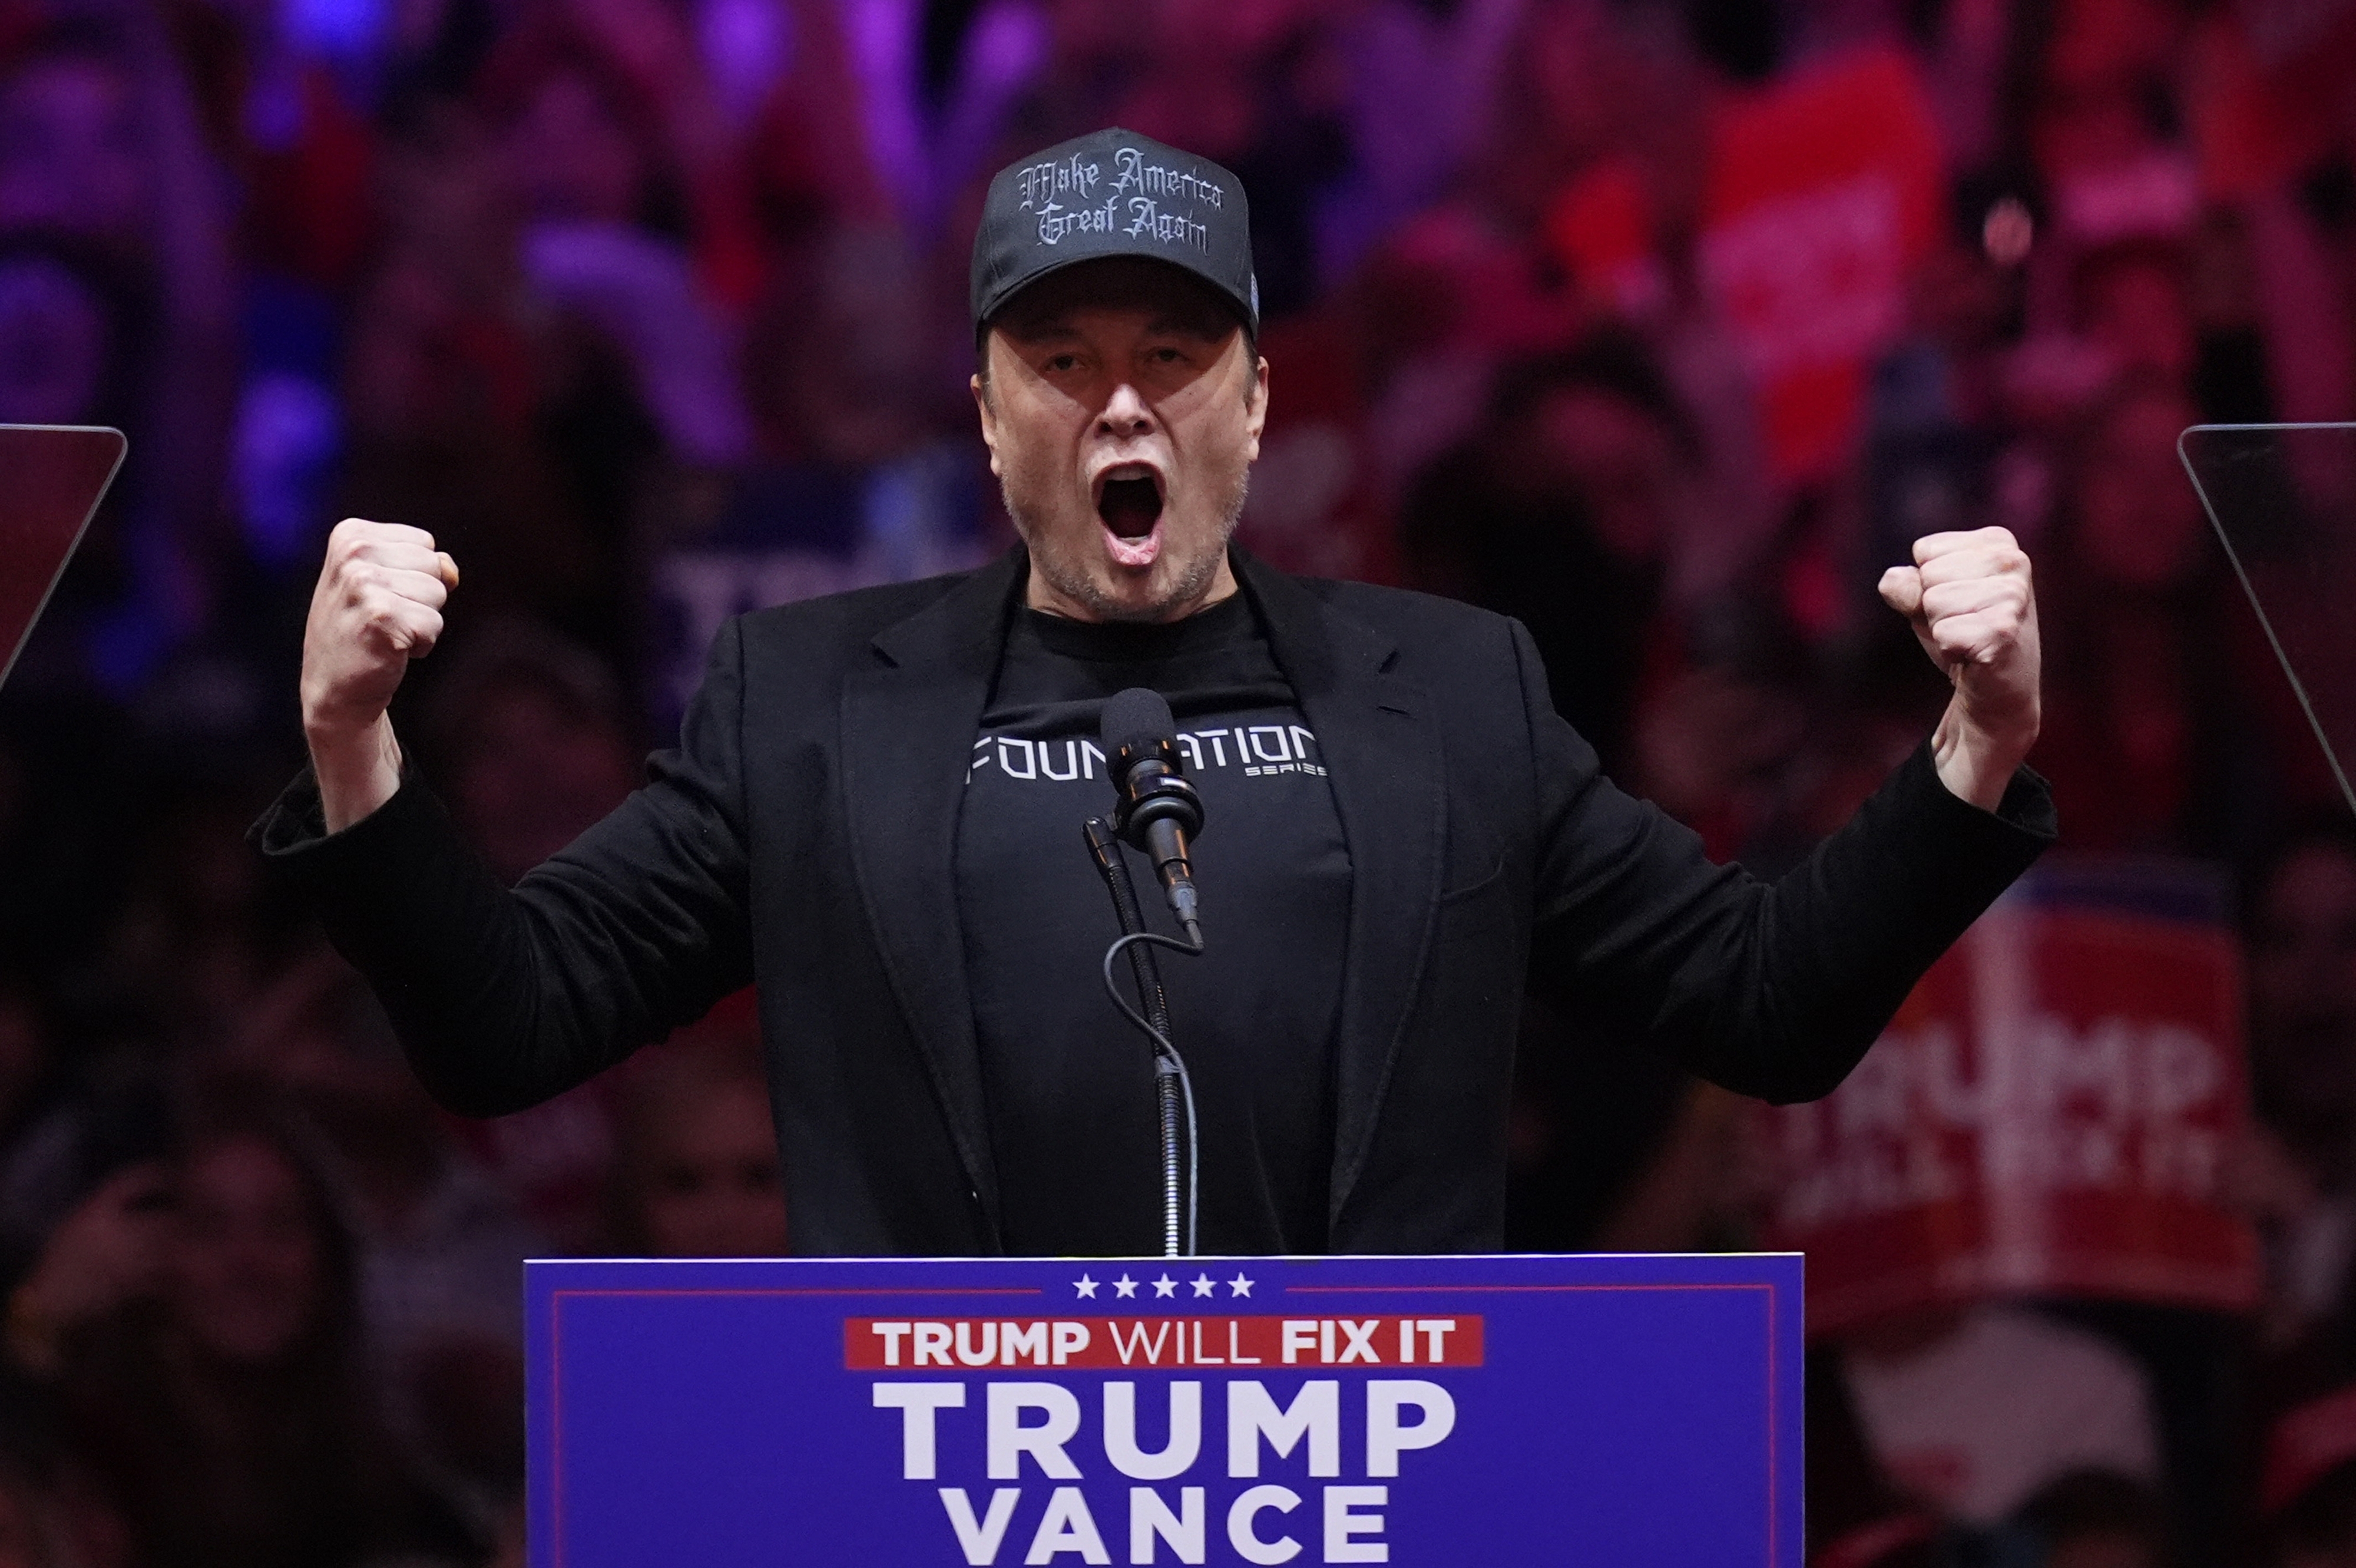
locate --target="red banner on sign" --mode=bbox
[846,1316,1486,1371]
[1761,859,2260,1335]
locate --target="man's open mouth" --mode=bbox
[1093,465,1166,567]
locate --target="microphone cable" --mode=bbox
[1086,817,1203,1257]
[1100,929,1203,1259]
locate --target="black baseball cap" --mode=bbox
[970,127,1259,339]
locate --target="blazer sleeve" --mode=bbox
[249,618,758,1117]
[1518,620,2056,1103]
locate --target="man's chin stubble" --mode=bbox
[1038,542,1225,623]
[1008,477,1249,624]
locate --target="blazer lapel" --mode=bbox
[839,547,1026,1243]
[1237,554,1448,1230]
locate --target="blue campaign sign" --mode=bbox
[527,1252,1802,1566]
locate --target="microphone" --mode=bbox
[1100,688,1206,943]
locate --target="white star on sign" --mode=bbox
[1074,1275,1098,1298]
[1114,1274,1139,1299]
[1153,1274,1178,1298]
[1192,1274,1217,1298]
[1229,1275,1255,1298]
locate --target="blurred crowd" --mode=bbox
[0,0,2352,1560]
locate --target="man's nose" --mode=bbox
[1097,381,1154,437]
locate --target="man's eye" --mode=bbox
[1044,353,1081,372]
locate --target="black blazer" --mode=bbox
[257,546,2054,1256]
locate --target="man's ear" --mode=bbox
[1242,355,1270,465]
[971,371,1003,477]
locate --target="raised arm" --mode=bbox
[1526,530,2053,1102]
[259,522,755,1116]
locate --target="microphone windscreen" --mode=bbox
[1101,687,1176,759]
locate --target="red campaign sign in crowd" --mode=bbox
[1762,860,2261,1335]
[1699,46,1945,482]
[1548,46,1947,482]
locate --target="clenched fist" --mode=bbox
[1878,527,2041,811]
[300,518,460,830]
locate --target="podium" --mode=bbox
[526,1252,1802,1564]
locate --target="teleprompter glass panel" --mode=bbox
[2181,422,2356,821]
[0,425,127,693]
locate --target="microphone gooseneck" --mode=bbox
[1100,687,1206,945]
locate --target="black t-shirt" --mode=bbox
[954,594,1352,1257]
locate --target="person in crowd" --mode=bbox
[1402,330,1700,776]
[99,778,302,1043]
[224,955,542,1523]
[416,619,640,888]
[0,989,176,1326]
[2236,819,2356,1368]
[226,956,542,1370]
[605,1040,785,1258]
[5,1110,477,1568]
[0,236,145,431]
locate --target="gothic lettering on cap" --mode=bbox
[1034,196,1125,247]
[1015,153,1101,213]
[1111,146,1226,209]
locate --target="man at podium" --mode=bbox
[253,128,2053,1259]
